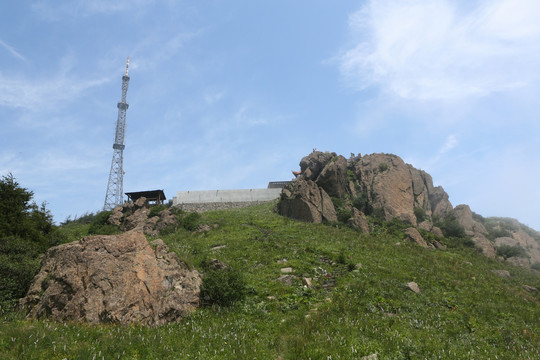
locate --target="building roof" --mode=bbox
[125,190,166,202]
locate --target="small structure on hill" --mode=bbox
[173,181,290,212]
[126,190,166,206]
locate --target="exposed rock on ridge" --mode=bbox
[278,151,540,268]
[279,151,453,228]
[108,197,179,236]
[19,231,202,325]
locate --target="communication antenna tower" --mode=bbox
[104,57,130,210]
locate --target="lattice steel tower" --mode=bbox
[104,58,130,210]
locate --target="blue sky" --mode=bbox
[1,0,539,230]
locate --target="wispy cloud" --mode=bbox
[339,0,540,100]
[0,72,109,110]
[32,0,156,20]
[439,134,458,154]
[0,39,27,62]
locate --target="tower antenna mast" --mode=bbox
[104,57,130,210]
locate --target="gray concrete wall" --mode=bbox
[174,201,273,213]
[173,188,282,205]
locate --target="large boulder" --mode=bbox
[348,208,370,233]
[19,231,202,326]
[315,155,349,198]
[453,204,487,236]
[279,179,337,223]
[299,151,336,180]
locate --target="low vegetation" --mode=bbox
[1,176,539,359]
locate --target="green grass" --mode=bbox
[1,202,539,359]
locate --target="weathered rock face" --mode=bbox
[19,231,202,326]
[314,155,349,198]
[353,154,417,225]
[279,179,337,223]
[108,198,180,236]
[279,151,453,229]
[348,208,369,233]
[453,205,488,236]
[452,204,495,257]
[404,227,429,248]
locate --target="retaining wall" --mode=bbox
[172,188,282,213]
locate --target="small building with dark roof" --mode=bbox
[125,190,166,206]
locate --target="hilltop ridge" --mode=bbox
[278,151,540,269]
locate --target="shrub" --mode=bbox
[414,207,426,222]
[200,268,247,307]
[87,211,120,235]
[148,205,167,218]
[531,262,540,272]
[496,245,528,260]
[181,212,201,231]
[437,214,466,238]
[61,212,98,226]
[336,207,352,224]
[352,192,373,215]
[346,169,357,182]
[378,163,388,172]
[486,228,512,241]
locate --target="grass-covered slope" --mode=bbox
[1,202,539,359]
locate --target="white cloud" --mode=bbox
[0,39,28,62]
[0,73,109,110]
[439,134,458,154]
[340,0,540,100]
[32,0,156,20]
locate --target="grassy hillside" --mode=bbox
[1,202,539,359]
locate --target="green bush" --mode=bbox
[336,207,352,224]
[352,192,373,215]
[61,212,98,226]
[87,211,120,235]
[378,163,388,172]
[414,207,427,222]
[346,169,357,182]
[148,205,167,218]
[182,212,201,231]
[486,228,512,241]
[531,262,540,271]
[437,214,466,238]
[200,268,247,307]
[496,245,528,260]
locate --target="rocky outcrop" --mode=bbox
[19,231,202,325]
[279,151,453,231]
[453,205,488,236]
[452,204,495,257]
[404,227,429,248]
[450,207,540,265]
[279,150,540,269]
[348,208,369,233]
[279,179,337,223]
[108,198,180,236]
[353,154,416,224]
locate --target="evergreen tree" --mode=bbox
[0,173,60,304]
